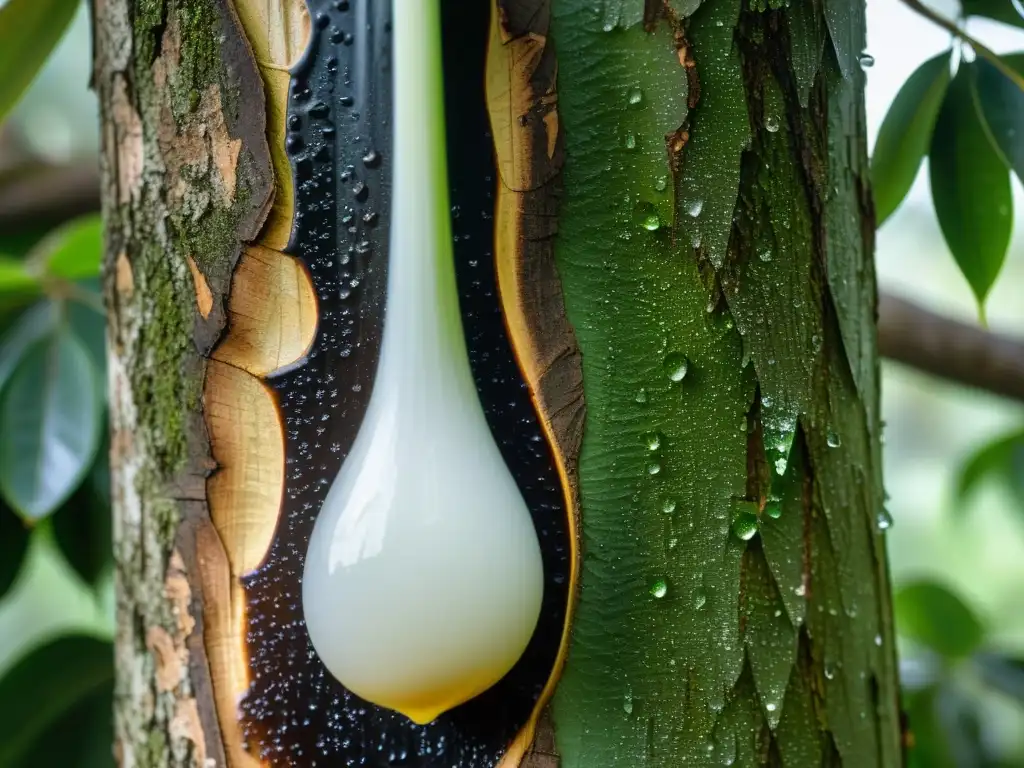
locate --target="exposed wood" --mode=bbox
[194,517,262,768]
[211,244,318,376]
[232,0,309,250]
[192,2,313,765]
[205,360,284,575]
[187,255,215,319]
[487,2,584,765]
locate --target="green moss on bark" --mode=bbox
[128,242,197,475]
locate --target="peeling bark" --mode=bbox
[96,0,273,765]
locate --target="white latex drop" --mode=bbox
[301,0,544,726]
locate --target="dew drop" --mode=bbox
[774,457,788,475]
[650,579,668,599]
[662,499,677,514]
[664,352,689,382]
[633,200,662,231]
[765,115,780,133]
[627,86,644,107]
[765,702,777,713]
[624,131,637,150]
[687,198,704,217]
[654,175,668,192]
[876,507,893,531]
[757,246,773,262]
[765,497,782,519]
[647,463,662,476]
[644,431,663,451]
[762,395,774,408]
[635,388,649,404]
[826,430,842,448]
[694,586,708,609]
[362,149,381,168]
[859,52,875,68]
[623,686,634,714]
[874,634,883,647]
[731,509,759,541]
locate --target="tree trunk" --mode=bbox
[97,0,902,766]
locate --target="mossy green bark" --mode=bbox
[97,0,272,765]
[549,0,900,765]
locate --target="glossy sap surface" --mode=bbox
[301,0,544,725]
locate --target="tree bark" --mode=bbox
[96,0,274,765]
[97,0,902,766]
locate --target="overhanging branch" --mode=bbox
[878,292,1024,402]
[0,160,100,229]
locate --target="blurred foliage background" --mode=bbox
[0,0,1023,766]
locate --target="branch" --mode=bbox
[878,292,1024,402]
[0,160,100,230]
[899,0,1024,93]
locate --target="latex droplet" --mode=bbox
[303,1,543,725]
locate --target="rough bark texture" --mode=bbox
[95,0,273,765]
[97,0,902,765]
[542,1,903,765]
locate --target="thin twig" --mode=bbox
[878,293,1024,403]
[899,0,1024,92]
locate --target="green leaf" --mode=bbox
[0,256,39,293]
[67,279,108,378]
[929,63,1013,310]
[0,329,102,521]
[53,444,111,586]
[0,302,58,393]
[0,0,81,121]
[962,0,1024,30]
[0,503,30,598]
[0,634,112,766]
[895,581,985,659]
[956,428,1024,509]
[974,54,1024,184]
[13,685,113,768]
[871,52,951,225]
[28,215,103,281]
